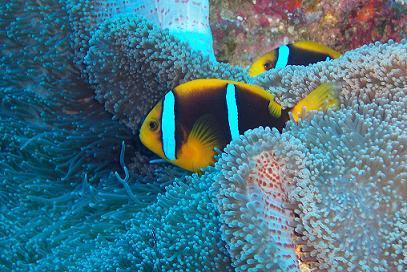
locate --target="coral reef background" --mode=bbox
[0,0,406,271]
[211,0,407,64]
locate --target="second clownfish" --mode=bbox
[140,79,339,172]
[248,41,341,77]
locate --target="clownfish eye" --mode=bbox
[264,62,273,70]
[148,120,159,131]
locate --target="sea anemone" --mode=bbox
[288,105,406,271]
[0,0,405,271]
[212,127,308,271]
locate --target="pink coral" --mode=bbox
[247,151,299,270]
[253,0,302,19]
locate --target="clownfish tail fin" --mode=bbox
[291,83,340,122]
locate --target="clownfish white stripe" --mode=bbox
[275,45,290,69]
[226,84,240,140]
[162,91,176,161]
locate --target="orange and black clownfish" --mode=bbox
[139,79,339,172]
[248,41,341,77]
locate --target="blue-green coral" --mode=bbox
[84,15,248,132]
[121,172,233,271]
[0,0,232,270]
[62,0,248,132]
[0,0,174,270]
[30,171,233,271]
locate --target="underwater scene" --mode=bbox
[0,0,406,271]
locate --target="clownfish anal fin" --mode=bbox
[268,100,282,119]
[291,83,340,122]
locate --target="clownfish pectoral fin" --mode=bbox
[178,115,221,172]
[268,100,282,119]
[188,115,221,149]
[291,83,340,122]
[185,115,221,157]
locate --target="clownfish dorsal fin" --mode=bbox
[291,83,340,122]
[268,100,282,119]
[293,41,342,59]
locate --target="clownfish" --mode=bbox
[248,41,341,77]
[139,79,339,172]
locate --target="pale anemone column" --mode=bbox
[96,0,216,61]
